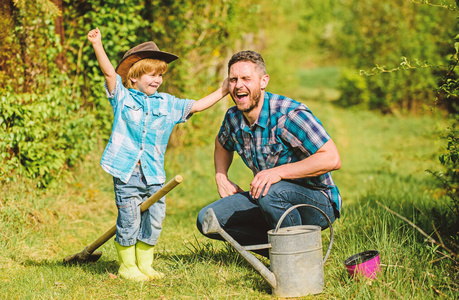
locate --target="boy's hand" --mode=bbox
[190,77,230,113]
[87,27,116,91]
[87,28,102,45]
[221,77,229,96]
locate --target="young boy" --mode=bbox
[87,28,228,281]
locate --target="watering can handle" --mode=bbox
[274,204,334,263]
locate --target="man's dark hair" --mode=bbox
[228,50,266,75]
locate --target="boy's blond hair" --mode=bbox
[124,58,168,89]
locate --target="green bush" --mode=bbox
[434,125,459,227]
[336,68,370,108]
[291,0,456,113]
[0,83,96,187]
[0,0,99,186]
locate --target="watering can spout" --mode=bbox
[201,208,222,235]
[201,208,277,289]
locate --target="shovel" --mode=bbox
[63,175,183,264]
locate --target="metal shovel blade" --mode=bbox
[63,247,102,264]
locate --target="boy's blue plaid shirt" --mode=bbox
[101,75,194,184]
[218,92,342,214]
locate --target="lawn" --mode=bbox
[1,94,457,299]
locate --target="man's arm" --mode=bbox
[190,78,229,113]
[87,28,117,92]
[214,137,244,198]
[250,139,341,199]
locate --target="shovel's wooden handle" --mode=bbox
[85,175,183,254]
[139,175,183,212]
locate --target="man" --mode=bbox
[197,51,341,254]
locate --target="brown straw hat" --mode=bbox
[115,41,178,82]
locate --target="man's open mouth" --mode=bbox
[236,91,249,101]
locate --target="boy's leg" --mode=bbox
[138,186,165,245]
[114,165,165,246]
[113,165,145,246]
[197,192,271,247]
[113,165,151,281]
[255,180,336,230]
[136,240,164,279]
[136,183,165,279]
[136,172,165,278]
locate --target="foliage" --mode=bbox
[0,80,96,187]
[335,68,370,108]
[2,0,63,92]
[428,1,459,247]
[439,126,459,189]
[1,0,262,184]
[0,0,97,186]
[292,0,457,113]
[435,31,459,114]
[429,125,459,238]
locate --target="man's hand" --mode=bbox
[250,168,281,199]
[249,139,341,199]
[216,173,244,198]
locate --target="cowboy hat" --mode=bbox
[115,41,178,82]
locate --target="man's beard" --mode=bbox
[231,89,261,113]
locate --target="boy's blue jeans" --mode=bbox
[113,165,165,246]
[196,180,337,254]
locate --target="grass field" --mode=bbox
[3,0,458,298]
[1,87,457,299]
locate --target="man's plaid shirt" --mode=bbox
[218,92,342,214]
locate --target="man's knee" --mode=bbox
[256,181,290,208]
[262,181,292,197]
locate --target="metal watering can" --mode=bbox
[202,204,334,298]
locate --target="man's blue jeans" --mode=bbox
[113,165,165,246]
[196,180,337,254]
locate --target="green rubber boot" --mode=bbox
[114,241,150,282]
[136,241,164,280]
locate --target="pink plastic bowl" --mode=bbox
[344,250,380,279]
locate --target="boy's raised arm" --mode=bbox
[190,78,229,113]
[87,28,117,93]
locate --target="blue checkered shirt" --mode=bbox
[101,75,195,184]
[218,92,342,214]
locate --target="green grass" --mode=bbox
[0,96,457,299]
[3,0,457,298]
[0,5,457,293]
